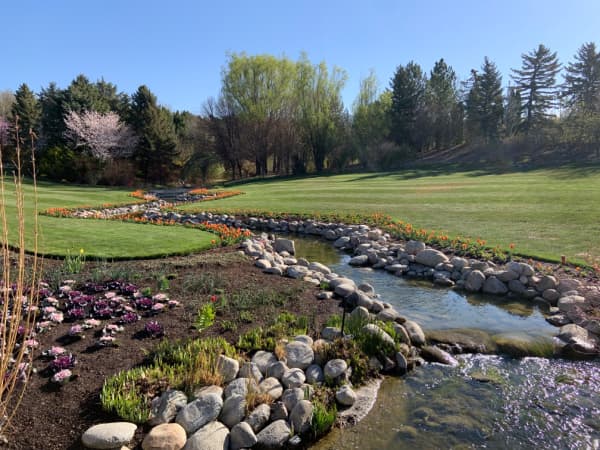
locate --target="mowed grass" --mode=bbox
[2,180,214,258]
[180,165,600,264]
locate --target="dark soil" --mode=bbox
[5,248,340,450]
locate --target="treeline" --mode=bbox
[0,43,599,185]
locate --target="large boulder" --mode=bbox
[81,422,137,449]
[414,249,449,267]
[149,390,188,426]
[219,394,246,429]
[420,346,459,366]
[305,364,325,384]
[142,423,187,450]
[216,355,239,383]
[245,403,271,433]
[465,270,486,292]
[482,276,508,295]
[281,368,306,389]
[557,295,586,313]
[403,320,426,346]
[256,420,291,448]
[274,238,295,255]
[176,393,223,435]
[259,377,283,400]
[229,422,258,450]
[405,240,426,255]
[289,400,314,435]
[285,341,314,370]
[324,359,348,379]
[183,421,229,450]
[537,275,558,292]
[251,351,278,376]
[335,385,357,406]
[361,324,395,347]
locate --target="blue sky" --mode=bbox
[2,0,599,113]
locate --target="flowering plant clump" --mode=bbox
[43,346,67,358]
[96,335,117,347]
[49,354,76,373]
[83,318,102,329]
[103,324,124,335]
[51,369,73,385]
[68,325,84,337]
[144,321,164,338]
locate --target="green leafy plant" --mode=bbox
[64,248,86,274]
[311,399,337,438]
[195,303,216,332]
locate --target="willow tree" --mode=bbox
[221,53,297,176]
[295,54,347,172]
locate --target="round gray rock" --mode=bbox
[219,394,246,429]
[465,270,486,292]
[238,361,263,383]
[176,393,223,435]
[290,400,314,434]
[149,389,188,426]
[282,368,306,389]
[245,403,271,433]
[183,421,229,450]
[229,422,257,450]
[335,385,357,406]
[266,361,288,380]
[281,387,304,412]
[415,248,449,267]
[216,355,239,383]
[403,320,426,346]
[251,351,278,376]
[259,377,283,400]
[285,341,314,369]
[324,359,348,379]
[305,364,325,384]
[256,420,291,448]
[81,422,137,449]
[224,377,256,399]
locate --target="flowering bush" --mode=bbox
[51,369,73,385]
[144,321,164,338]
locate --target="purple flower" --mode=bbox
[119,312,139,324]
[144,321,164,338]
[135,298,154,310]
[94,308,113,319]
[44,346,66,358]
[67,308,86,320]
[93,300,109,311]
[68,325,84,336]
[50,354,76,372]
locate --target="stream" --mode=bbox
[292,236,600,450]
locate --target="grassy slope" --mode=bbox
[181,166,600,264]
[3,180,214,258]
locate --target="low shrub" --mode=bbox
[311,399,337,438]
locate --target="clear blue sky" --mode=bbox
[2,0,599,113]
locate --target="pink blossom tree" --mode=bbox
[64,110,137,160]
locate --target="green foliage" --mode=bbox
[311,399,337,438]
[183,272,225,295]
[325,314,342,328]
[63,248,86,274]
[195,303,216,332]
[39,146,77,181]
[236,313,309,352]
[563,42,600,113]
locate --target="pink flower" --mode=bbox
[68,325,83,336]
[45,297,59,306]
[105,292,117,299]
[43,306,57,315]
[36,321,51,331]
[48,312,64,324]
[46,346,66,357]
[51,369,72,384]
[152,293,168,302]
[83,319,101,329]
[24,339,39,348]
[151,303,165,312]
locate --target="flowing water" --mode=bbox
[290,236,600,450]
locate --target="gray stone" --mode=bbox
[266,361,288,380]
[377,308,401,322]
[219,394,246,429]
[482,276,509,295]
[149,389,188,426]
[308,261,331,274]
[362,323,395,347]
[546,314,571,326]
[193,385,223,400]
[465,270,486,292]
[238,362,263,383]
[497,270,519,282]
[264,266,284,276]
[251,351,278,376]
[324,359,348,379]
[176,393,223,435]
[183,421,229,450]
[420,346,459,366]
[259,377,283,400]
[405,240,426,255]
[285,341,314,369]
[350,306,370,322]
[224,378,256,399]
[290,400,313,435]
[414,248,449,267]
[255,259,271,269]
[269,402,288,421]
[542,289,560,305]
[450,256,469,270]
[537,275,558,292]
[395,351,408,374]
[282,368,306,389]
[321,326,342,341]
[294,335,314,346]
[357,282,375,296]
[216,355,239,383]
[287,265,309,279]
[508,279,527,295]
[558,278,582,293]
[335,385,357,408]
[392,323,411,344]
[334,283,355,298]
[256,420,291,448]
[328,277,355,290]
[81,422,137,449]
[281,388,304,412]
[274,238,295,255]
[370,300,385,314]
[305,364,325,384]
[349,254,369,266]
[557,295,586,313]
[245,403,271,433]
[333,236,351,248]
[229,422,257,450]
[403,320,426,346]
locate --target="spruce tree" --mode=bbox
[466,58,504,142]
[511,44,561,134]
[563,42,600,113]
[389,62,426,150]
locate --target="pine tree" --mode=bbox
[11,83,40,139]
[389,62,426,150]
[563,42,600,113]
[511,44,561,134]
[425,58,460,149]
[466,58,504,142]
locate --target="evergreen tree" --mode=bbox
[563,42,600,113]
[425,58,460,149]
[465,57,504,142]
[130,85,178,183]
[511,44,561,134]
[389,62,426,150]
[39,82,67,148]
[504,87,522,138]
[11,83,40,138]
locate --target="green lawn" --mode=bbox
[179,166,600,264]
[2,180,214,258]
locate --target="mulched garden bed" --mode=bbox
[5,248,340,450]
